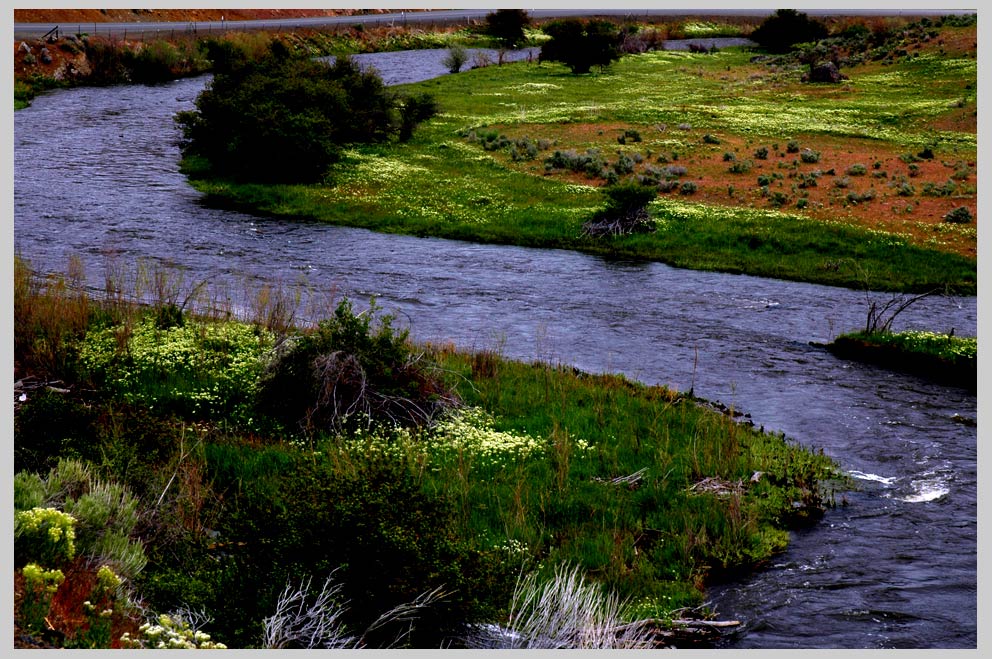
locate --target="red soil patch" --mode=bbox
[494,123,976,259]
[13,8,400,24]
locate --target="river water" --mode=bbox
[13,51,977,649]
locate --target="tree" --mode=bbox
[539,19,622,74]
[175,43,438,184]
[749,9,829,54]
[484,9,531,48]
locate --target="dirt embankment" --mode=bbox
[13,9,400,24]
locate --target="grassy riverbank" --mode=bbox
[13,256,842,648]
[181,16,976,294]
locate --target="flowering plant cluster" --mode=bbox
[79,316,274,417]
[120,614,227,649]
[15,506,77,566]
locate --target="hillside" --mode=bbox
[13,9,400,23]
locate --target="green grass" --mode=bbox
[827,329,976,390]
[15,257,845,644]
[185,44,976,293]
[833,329,975,364]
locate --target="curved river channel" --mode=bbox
[13,51,977,648]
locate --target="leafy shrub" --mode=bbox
[127,40,182,83]
[786,140,800,153]
[617,129,642,144]
[612,154,636,175]
[943,207,973,224]
[484,9,531,48]
[922,180,957,197]
[679,181,698,195]
[754,146,769,159]
[15,507,77,567]
[756,174,773,187]
[846,163,867,176]
[800,148,821,164]
[583,181,657,236]
[20,563,66,633]
[539,19,622,74]
[544,149,607,178]
[723,152,735,162]
[728,160,752,174]
[833,176,851,189]
[846,189,876,205]
[703,133,721,145]
[202,449,482,648]
[16,459,148,580]
[750,9,828,53]
[256,299,456,434]
[176,45,437,183]
[768,191,789,207]
[442,44,469,73]
[398,93,440,142]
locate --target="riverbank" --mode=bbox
[13,255,842,648]
[179,15,975,294]
[825,330,976,391]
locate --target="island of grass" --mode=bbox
[14,256,844,648]
[175,15,975,294]
[826,330,976,391]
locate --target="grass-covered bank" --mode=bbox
[182,16,976,294]
[826,330,976,390]
[13,256,843,648]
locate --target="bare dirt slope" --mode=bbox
[13,8,401,23]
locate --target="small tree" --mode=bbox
[539,19,622,74]
[484,9,531,49]
[442,44,469,73]
[176,44,438,183]
[749,9,828,54]
[582,180,657,237]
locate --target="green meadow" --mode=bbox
[187,40,977,293]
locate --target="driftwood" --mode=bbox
[592,467,648,488]
[14,377,70,412]
[581,207,656,238]
[610,613,741,648]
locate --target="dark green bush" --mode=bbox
[749,9,828,54]
[539,19,622,74]
[943,206,973,224]
[729,160,752,174]
[193,447,494,648]
[255,298,455,434]
[14,390,100,473]
[484,9,531,48]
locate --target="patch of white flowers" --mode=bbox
[120,614,226,650]
[426,407,547,468]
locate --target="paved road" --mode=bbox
[13,8,969,40]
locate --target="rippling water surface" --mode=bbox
[13,54,977,648]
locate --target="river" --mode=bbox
[12,51,977,649]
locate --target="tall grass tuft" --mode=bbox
[465,563,655,649]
